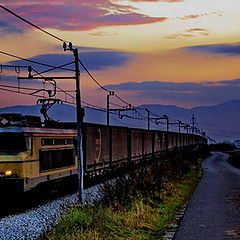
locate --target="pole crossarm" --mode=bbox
[18,76,75,80]
[109,106,135,119]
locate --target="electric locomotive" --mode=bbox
[0,113,77,192]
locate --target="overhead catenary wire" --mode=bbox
[31,68,76,101]
[0,13,204,132]
[0,68,109,114]
[31,61,75,76]
[0,84,105,112]
[0,82,146,121]
[0,42,138,120]
[0,64,29,69]
[0,84,39,91]
[0,50,74,72]
[0,83,75,93]
[78,57,147,119]
[0,5,67,43]
[78,58,110,92]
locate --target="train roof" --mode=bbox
[0,126,76,134]
[0,113,41,127]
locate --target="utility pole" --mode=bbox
[20,42,85,203]
[63,43,85,203]
[72,47,85,203]
[161,115,169,151]
[178,120,182,134]
[106,91,114,126]
[146,109,150,130]
[191,114,196,134]
[150,114,169,151]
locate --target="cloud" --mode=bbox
[103,79,240,106]
[88,31,118,37]
[6,48,134,73]
[184,43,240,56]
[164,33,194,39]
[0,1,167,32]
[125,0,183,2]
[185,28,209,35]
[0,21,23,34]
[165,28,209,39]
[179,11,223,20]
[179,14,201,20]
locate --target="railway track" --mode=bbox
[0,184,100,240]
[0,193,78,240]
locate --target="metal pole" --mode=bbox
[146,109,150,130]
[166,118,169,133]
[166,117,169,151]
[107,94,110,126]
[73,48,84,203]
[191,114,195,134]
[106,91,114,126]
[178,121,181,147]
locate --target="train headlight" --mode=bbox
[5,170,12,176]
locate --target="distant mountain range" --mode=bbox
[1,99,240,142]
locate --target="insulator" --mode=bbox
[63,42,67,51]
[69,42,73,50]
[15,66,20,74]
[28,66,32,78]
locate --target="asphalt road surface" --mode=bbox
[174,152,240,240]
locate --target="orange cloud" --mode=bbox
[179,11,223,20]
[180,14,201,20]
[165,28,209,39]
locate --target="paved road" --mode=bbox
[174,152,240,240]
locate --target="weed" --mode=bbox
[42,150,204,240]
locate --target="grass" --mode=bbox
[42,165,201,240]
[228,151,240,169]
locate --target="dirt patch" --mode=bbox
[227,194,240,210]
[226,230,240,237]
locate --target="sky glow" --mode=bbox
[0,0,240,108]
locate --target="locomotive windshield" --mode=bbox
[0,133,27,153]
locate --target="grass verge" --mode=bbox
[228,151,240,169]
[42,165,201,240]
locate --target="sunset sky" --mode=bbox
[0,0,240,109]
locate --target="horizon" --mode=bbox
[1,97,240,110]
[0,1,240,140]
[0,1,240,109]
[1,99,240,142]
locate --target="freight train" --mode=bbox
[0,113,207,192]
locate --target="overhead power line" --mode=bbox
[0,50,74,72]
[0,5,205,132]
[30,68,76,101]
[78,58,110,92]
[32,61,75,76]
[0,5,67,43]
[0,2,149,124]
[78,57,147,120]
[0,64,29,69]
[0,84,104,112]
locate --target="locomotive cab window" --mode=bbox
[39,148,75,172]
[0,133,27,154]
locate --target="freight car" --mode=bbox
[0,113,207,192]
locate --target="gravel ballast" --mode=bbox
[0,185,100,240]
